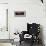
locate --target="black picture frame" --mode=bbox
[14,11,26,17]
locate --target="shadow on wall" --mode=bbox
[40,25,45,46]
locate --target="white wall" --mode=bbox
[8,0,46,45]
[0,0,8,3]
[0,4,9,39]
[0,0,13,46]
[0,0,46,46]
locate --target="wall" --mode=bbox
[0,0,8,3]
[0,0,13,46]
[0,0,46,46]
[43,1,46,45]
[8,0,46,46]
[8,0,43,36]
[0,4,9,39]
[8,0,46,45]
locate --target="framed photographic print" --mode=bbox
[14,11,26,17]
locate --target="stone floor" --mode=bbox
[19,41,43,46]
[0,43,13,46]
